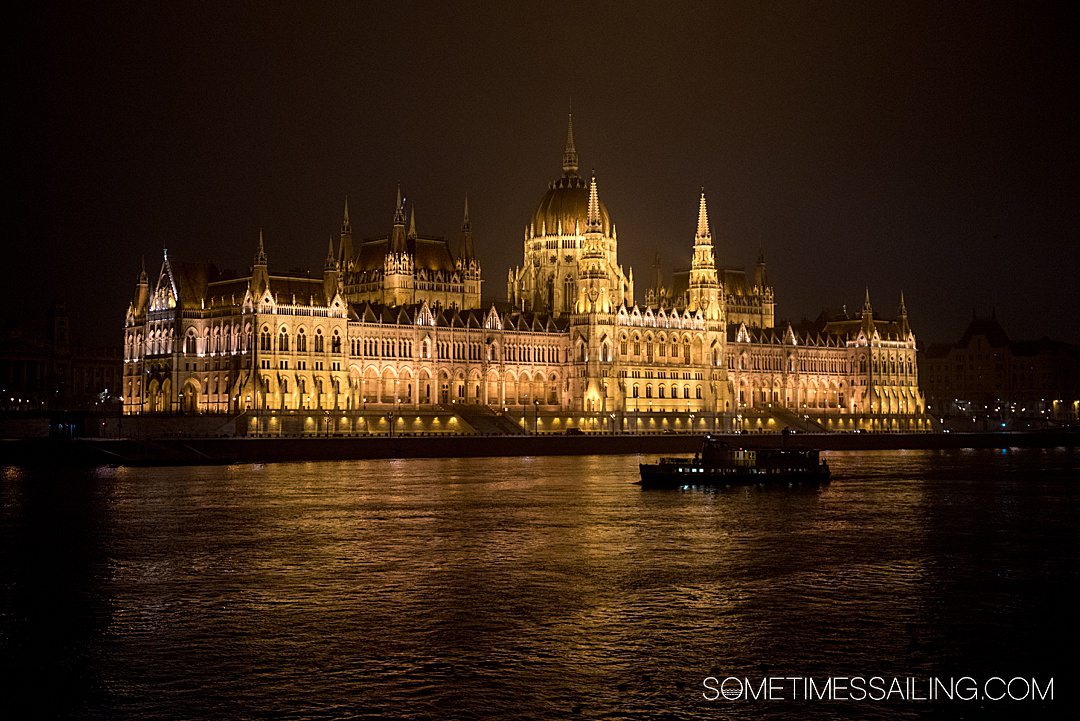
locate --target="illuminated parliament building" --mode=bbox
[122,116,929,433]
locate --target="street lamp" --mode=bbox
[534,398,540,435]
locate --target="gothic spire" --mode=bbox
[255,228,267,265]
[899,289,907,316]
[863,287,873,315]
[138,255,147,284]
[393,183,405,226]
[325,235,336,270]
[562,112,579,176]
[407,206,417,238]
[460,194,474,259]
[586,172,602,231]
[695,187,712,243]
[341,195,351,234]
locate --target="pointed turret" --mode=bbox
[459,194,475,259]
[586,172,602,233]
[562,112,579,176]
[898,290,909,335]
[407,206,417,239]
[325,235,337,270]
[254,227,267,265]
[754,245,768,288]
[251,228,269,296]
[393,184,405,225]
[861,287,875,334]
[695,187,711,243]
[133,256,149,313]
[688,189,720,319]
[323,235,341,300]
[390,184,407,254]
[338,196,353,269]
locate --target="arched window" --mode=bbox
[632,384,639,398]
[645,384,653,398]
[278,328,289,352]
[696,386,703,399]
[185,332,197,355]
[331,330,341,353]
[314,329,324,352]
[296,328,307,352]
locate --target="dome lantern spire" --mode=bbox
[562,112,579,176]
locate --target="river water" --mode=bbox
[2,448,1077,719]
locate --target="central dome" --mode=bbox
[530,112,614,238]
[532,174,612,237]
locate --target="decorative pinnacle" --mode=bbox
[393,184,405,225]
[562,112,579,176]
[341,196,351,234]
[407,206,417,237]
[139,255,147,283]
[255,228,267,264]
[462,193,470,231]
[325,235,336,268]
[899,289,907,315]
[863,287,873,313]
[586,172,601,230]
[695,188,711,242]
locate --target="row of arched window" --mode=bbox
[256,326,341,355]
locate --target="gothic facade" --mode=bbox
[122,115,928,432]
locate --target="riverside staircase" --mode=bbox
[450,404,528,435]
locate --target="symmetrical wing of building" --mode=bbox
[123,116,929,433]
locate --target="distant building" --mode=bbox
[920,312,1080,427]
[121,115,929,432]
[0,304,122,412]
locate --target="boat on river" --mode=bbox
[638,435,830,489]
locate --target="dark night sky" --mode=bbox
[12,1,1079,345]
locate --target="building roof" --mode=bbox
[957,315,1011,348]
[354,235,458,273]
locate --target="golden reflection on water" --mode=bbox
[2,448,1076,719]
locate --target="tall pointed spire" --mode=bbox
[325,235,337,269]
[251,228,269,297]
[390,184,407,254]
[459,194,475,259]
[407,206,417,238]
[898,289,909,334]
[562,111,579,176]
[864,287,872,313]
[255,227,267,265]
[688,189,720,318]
[338,195,354,270]
[139,255,147,284]
[695,187,712,243]
[393,183,405,226]
[586,172,602,231]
